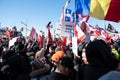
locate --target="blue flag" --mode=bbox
[75,0,90,16]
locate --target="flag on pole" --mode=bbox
[75,0,120,22]
[38,35,44,48]
[60,0,71,21]
[46,22,53,45]
[60,8,73,22]
[64,0,70,9]
[75,0,90,22]
[30,27,38,39]
[74,22,86,44]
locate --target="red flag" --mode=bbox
[30,27,38,39]
[5,28,14,38]
[81,22,87,33]
[47,22,53,45]
[62,37,67,45]
[61,37,67,53]
[77,34,86,44]
[105,34,111,43]
[38,35,44,48]
[74,22,78,37]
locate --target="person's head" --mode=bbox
[49,45,55,54]
[55,56,74,76]
[35,48,45,58]
[1,50,15,61]
[86,40,119,69]
[51,51,65,66]
[55,46,62,52]
[14,41,24,53]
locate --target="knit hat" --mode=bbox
[59,56,74,69]
[51,51,65,63]
[35,48,45,58]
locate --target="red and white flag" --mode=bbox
[74,22,86,44]
[81,21,95,34]
[30,27,38,39]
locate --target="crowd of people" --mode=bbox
[0,33,120,80]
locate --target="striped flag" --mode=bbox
[75,0,120,22]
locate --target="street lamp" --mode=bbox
[21,21,27,37]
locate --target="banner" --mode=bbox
[55,21,73,38]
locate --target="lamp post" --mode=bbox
[21,21,27,37]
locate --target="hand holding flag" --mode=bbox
[46,22,53,45]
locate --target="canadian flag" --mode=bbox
[74,22,86,44]
[81,21,95,34]
[30,27,38,39]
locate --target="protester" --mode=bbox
[45,45,56,72]
[77,45,88,80]
[1,49,31,80]
[50,50,65,72]
[30,58,50,80]
[46,45,55,61]
[39,56,75,80]
[51,51,65,65]
[84,40,119,80]
[30,47,51,80]
[0,24,120,80]
[98,70,120,80]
